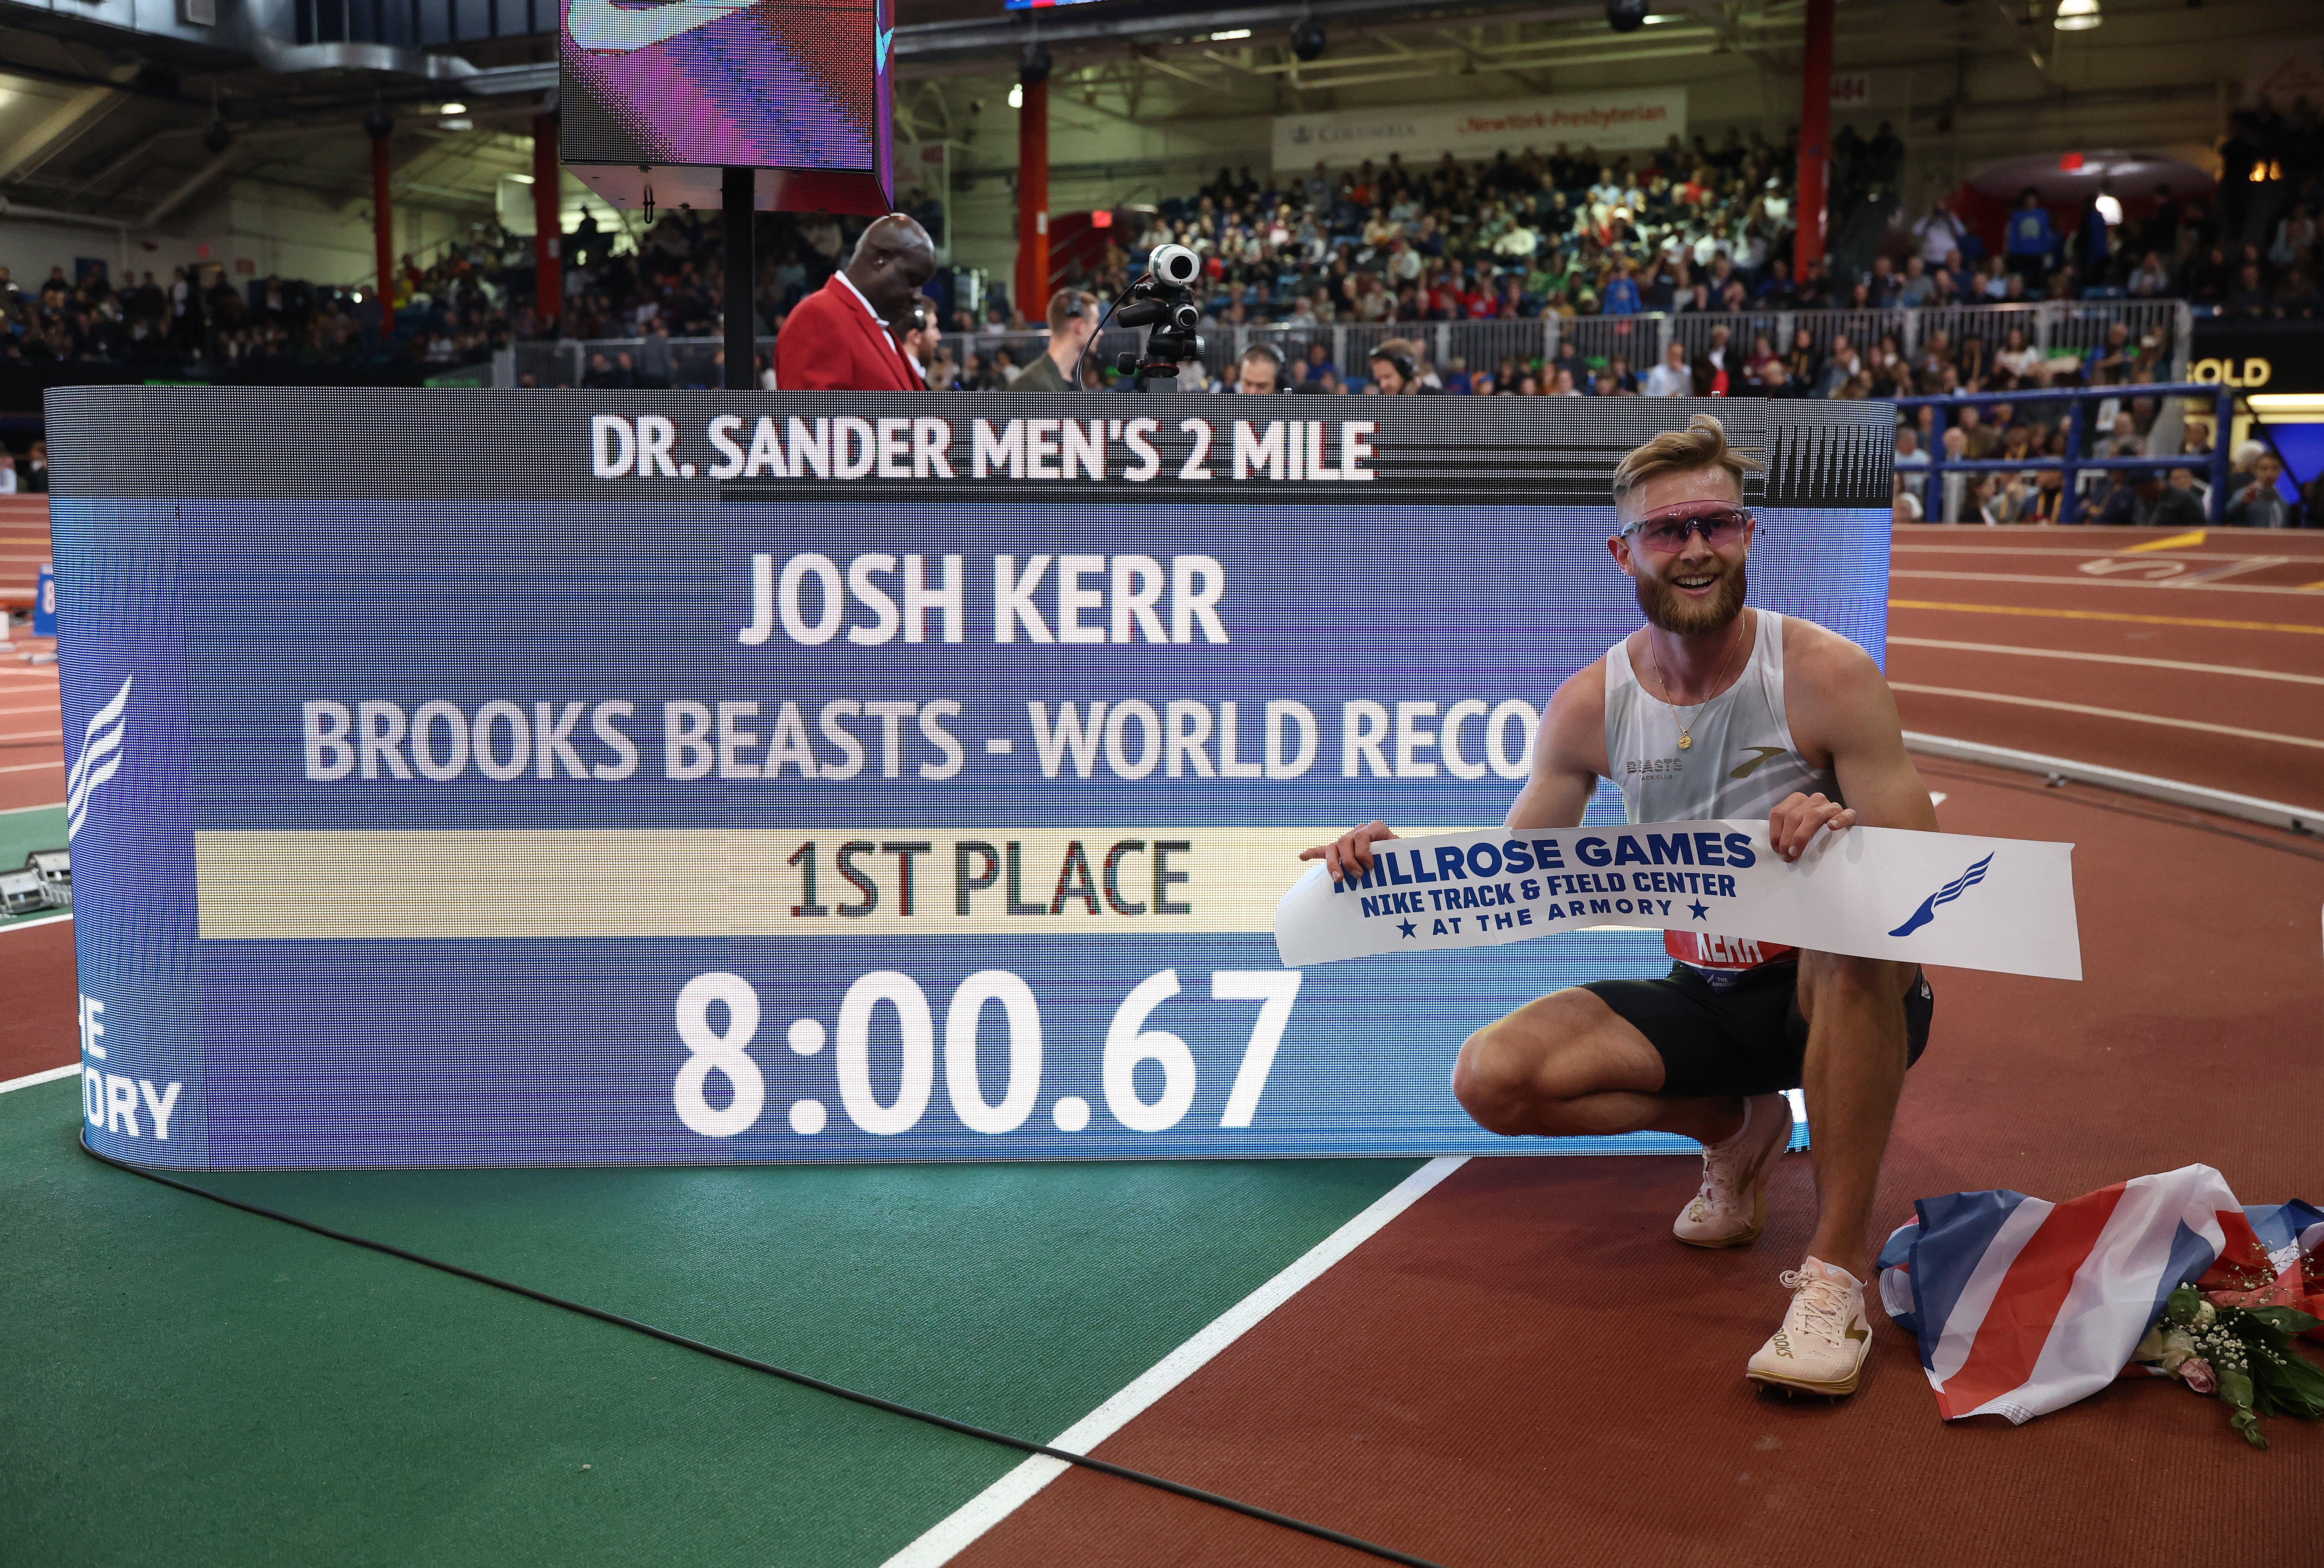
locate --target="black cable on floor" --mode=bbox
[80,1134,1450,1568]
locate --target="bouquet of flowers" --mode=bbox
[2130,1234,2324,1449]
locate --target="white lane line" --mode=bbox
[0,730,63,742]
[0,760,65,774]
[0,706,63,717]
[1887,636,2324,686]
[0,913,72,937]
[1890,683,2324,751]
[1893,569,2314,598]
[1,1062,78,1095]
[0,800,65,815]
[880,1154,1470,1568]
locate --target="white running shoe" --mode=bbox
[1746,1257,1874,1397]
[1671,1092,1792,1249]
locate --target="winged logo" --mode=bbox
[1887,851,1992,938]
[65,674,133,842]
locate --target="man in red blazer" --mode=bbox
[775,214,937,392]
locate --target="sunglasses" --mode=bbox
[1620,504,1754,554]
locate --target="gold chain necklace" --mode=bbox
[1645,616,1745,751]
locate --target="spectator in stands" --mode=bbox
[1367,345,1419,395]
[1301,340,1339,385]
[1956,404,2000,461]
[0,446,15,494]
[2023,468,2068,524]
[2225,454,2293,528]
[1232,343,1285,394]
[1913,200,1970,270]
[2091,468,2206,530]
[1894,425,1929,502]
[1009,288,1100,392]
[774,215,935,392]
[2005,189,2055,284]
[636,321,674,389]
[1692,325,1734,395]
[1818,334,1861,399]
[1892,472,1922,524]
[1643,339,1692,397]
[899,299,944,387]
[2126,251,2171,298]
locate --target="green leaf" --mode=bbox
[2165,1285,2203,1326]
[2245,1305,2320,1335]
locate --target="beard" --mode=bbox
[1635,557,1748,637]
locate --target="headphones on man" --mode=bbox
[1369,347,1415,385]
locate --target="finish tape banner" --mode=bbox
[46,389,1894,1170]
[1276,821,2081,979]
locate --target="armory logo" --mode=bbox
[1887,852,1993,938]
[66,674,132,842]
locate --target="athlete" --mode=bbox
[1301,413,1938,1397]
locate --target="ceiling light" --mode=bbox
[1008,83,1023,109]
[2053,0,2100,30]
[2094,193,2122,224]
[512,173,535,184]
[438,102,467,115]
[1206,27,1250,41]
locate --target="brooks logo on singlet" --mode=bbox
[1602,611,1840,979]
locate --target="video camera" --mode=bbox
[1112,243,1205,378]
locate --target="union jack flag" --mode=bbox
[1877,1165,2324,1425]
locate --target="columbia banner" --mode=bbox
[1275,821,2082,981]
[47,388,1895,1169]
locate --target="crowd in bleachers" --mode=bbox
[1065,127,1894,329]
[4,116,2319,394]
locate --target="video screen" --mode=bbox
[48,390,1890,1169]
[560,0,892,209]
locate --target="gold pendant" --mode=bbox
[1677,733,1693,750]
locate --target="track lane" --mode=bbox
[951,764,2324,1568]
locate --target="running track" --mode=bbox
[4,509,2319,1563]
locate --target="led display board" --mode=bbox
[559,0,893,215]
[47,390,1890,1169]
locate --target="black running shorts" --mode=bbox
[1579,961,1933,1099]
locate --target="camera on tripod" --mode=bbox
[1113,243,1205,378]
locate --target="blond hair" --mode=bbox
[1611,412,1764,510]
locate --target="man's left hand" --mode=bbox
[1770,791,1856,863]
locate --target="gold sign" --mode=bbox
[2190,357,2273,387]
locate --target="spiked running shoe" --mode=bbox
[1746,1258,1873,1397]
[1671,1092,1792,1249]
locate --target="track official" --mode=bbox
[1304,414,1941,1401]
[774,215,936,393]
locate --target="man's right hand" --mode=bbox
[1299,821,1399,882]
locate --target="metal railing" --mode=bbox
[1893,381,2236,524]
[508,299,2195,395]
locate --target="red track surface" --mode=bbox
[0,496,61,813]
[961,763,2324,1566]
[1887,526,2324,813]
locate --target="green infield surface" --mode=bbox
[1,1072,1437,1567]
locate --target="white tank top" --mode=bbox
[1603,610,1838,981]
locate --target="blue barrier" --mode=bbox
[1891,381,2237,524]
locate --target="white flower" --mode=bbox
[2194,1299,2217,1328]
[2134,1325,2198,1372]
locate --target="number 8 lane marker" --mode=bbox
[880,1154,1468,1568]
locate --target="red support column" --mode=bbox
[371,130,395,341]
[532,113,562,334]
[1016,77,1048,325]
[1796,0,1833,274]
